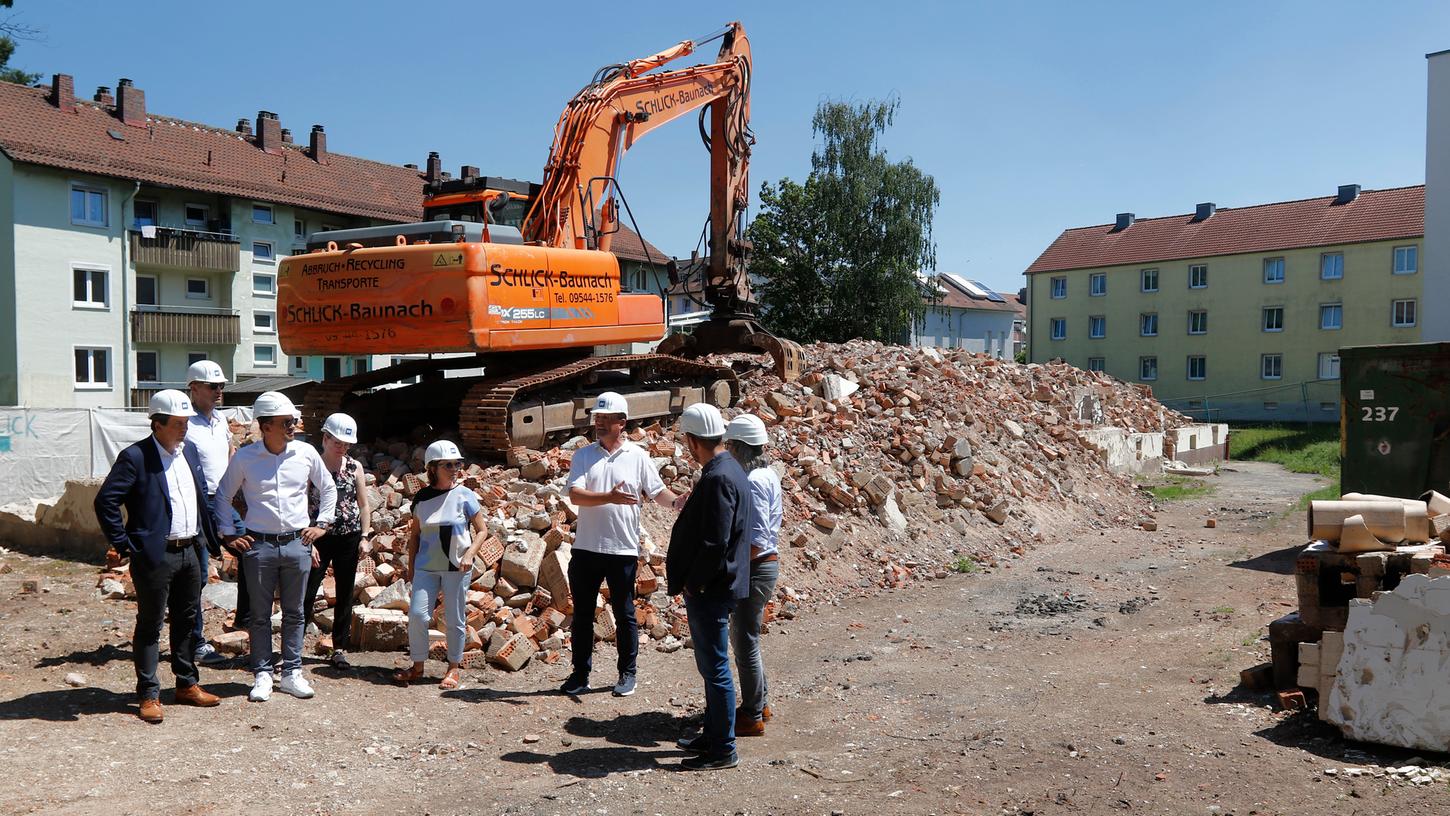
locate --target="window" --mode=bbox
[1393,298,1418,328]
[1050,277,1066,299]
[1320,303,1342,330]
[1088,315,1105,339]
[1262,306,1284,332]
[1050,318,1066,340]
[136,274,158,306]
[1261,353,1283,380]
[1089,273,1106,296]
[186,277,211,299]
[294,219,306,239]
[254,311,276,333]
[1188,310,1208,335]
[1141,268,1158,292]
[1140,312,1158,337]
[1263,402,1279,411]
[74,347,111,388]
[1394,245,1418,275]
[1139,356,1158,381]
[187,351,207,367]
[353,357,369,375]
[69,184,109,228]
[254,344,277,366]
[1318,352,1340,380]
[252,204,274,224]
[1189,264,1207,289]
[253,241,275,263]
[1320,252,1344,280]
[1187,355,1207,381]
[1087,357,1105,372]
[72,267,108,308]
[184,204,209,229]
[323,357,343,380]
[136,350,158,383]
[1263,257,1284,284]
[253,272,276,296]
[133,200,158,228]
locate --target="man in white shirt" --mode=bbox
[559,391,681,698]
[215,391,336,703]
[183,359,235,667]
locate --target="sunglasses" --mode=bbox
[203,383,225,391]
[436,461,464,470]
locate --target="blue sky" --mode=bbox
[7,1,1447,293]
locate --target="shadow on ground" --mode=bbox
[499,711,691,777]
[0,681,249,721]
[1228,543,1302,575]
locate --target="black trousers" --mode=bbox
[131,545,203,699]
[304,530,362,649]
[567,548,639,677]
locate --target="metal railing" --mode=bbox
[130,226,241,273]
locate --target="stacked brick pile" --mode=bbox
[97,340,1190,672]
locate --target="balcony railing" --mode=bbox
[131,306,240,345]
[130,226,241,273]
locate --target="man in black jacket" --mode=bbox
[667,403,751,770]
[94,390,223,723]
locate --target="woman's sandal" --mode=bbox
[439,667,462,691]
[392,664,425,686]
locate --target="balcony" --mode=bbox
[130,382,188,409]
[130,226,240,273]
[131,306,240,345]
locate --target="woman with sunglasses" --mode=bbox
[394,440,486,690]
[304,413,371,670]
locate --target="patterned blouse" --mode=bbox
[310,456,364,535]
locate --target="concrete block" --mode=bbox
[486,632,537,671]
[500,532,546,588]
[368,579,410,611]
[352,607,408,651]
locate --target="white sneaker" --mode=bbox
[278,670,315,699]
[249,671,273,702]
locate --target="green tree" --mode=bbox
[0,1,41,86]
[749,98,939,343]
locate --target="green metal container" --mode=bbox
[1339,342,1450,499]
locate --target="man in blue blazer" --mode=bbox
[94,389,224,723]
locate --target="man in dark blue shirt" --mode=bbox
[668,403,751,770]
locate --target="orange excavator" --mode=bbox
[278,22,800,452]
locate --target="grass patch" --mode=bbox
[948,556,979,574]
[1212,606,1236,615]
[1143,477,1215,501]
[1232,423,1341,506]
[1296,482,1341,510]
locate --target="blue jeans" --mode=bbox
[409,570,471,664]
[242,535,310,675]
[686,593,738,759]
[731,558,778,720]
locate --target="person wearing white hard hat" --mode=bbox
[214,391,336,703]
[558,391,683,698]
[394,440,486,690]
[303,413,371,670]
[183,359,236,667]
[668,401,752,771]
[94,389,223,722]
[723,413,782,737]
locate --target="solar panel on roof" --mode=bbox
[970,279,1007,302]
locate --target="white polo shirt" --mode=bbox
[185,408,231,494]
[566,439,665,556]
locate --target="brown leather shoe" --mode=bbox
[761,705,773,722]
[735,717,765,737]
[138,698,163,723]
[175,684,221,707]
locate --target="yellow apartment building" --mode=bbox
[1025,184,1423,422]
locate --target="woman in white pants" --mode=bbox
[394,440,485,690]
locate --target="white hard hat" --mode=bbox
[148,389,197,418]
[253,391,300,419]
[724,413,769,446]
[679,403,726,439]
[321,412,359,444]
[588,391,629,419]
[425,439,463,465]
[186,359,227,384]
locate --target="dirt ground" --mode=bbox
[0,460,1445,815]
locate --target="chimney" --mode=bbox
[281,128,293,144]
[1192,202,1216,222]
[49,74,75,113]
[461,165,479,182]
[93,86,114,106]
[116,78,146,127]
[1111,212,1135,232]
[256,110,283,155]
[308,124,328,164]
[425,151,442,184]
[1334,184,1361,205]
[236,118,252,136]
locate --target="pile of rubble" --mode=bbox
[96,341,1190,672]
